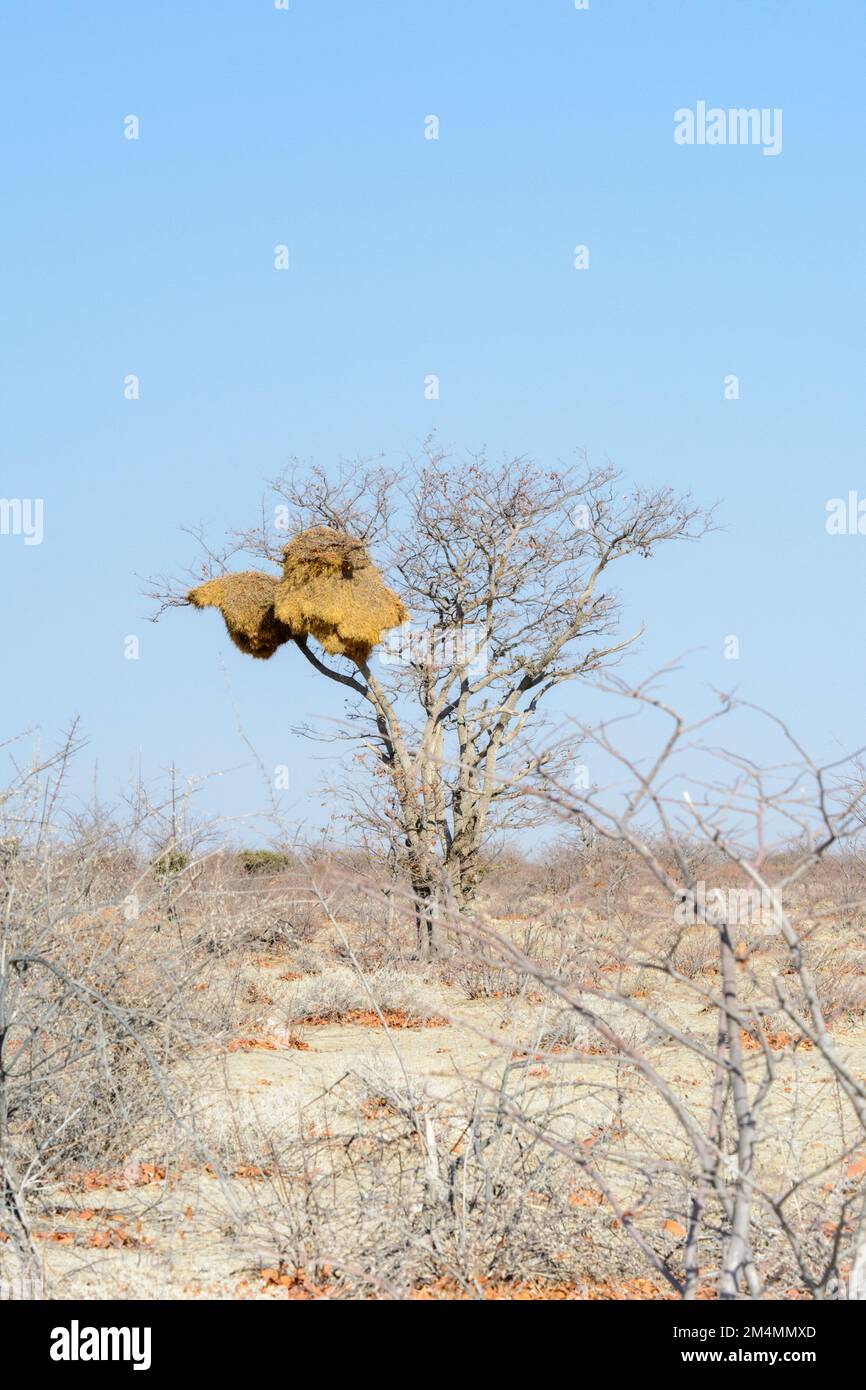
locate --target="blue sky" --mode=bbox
[1,1,864,841]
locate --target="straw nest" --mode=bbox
[188,571,292,660]
[275,527,408,664]
[187,529,407,666]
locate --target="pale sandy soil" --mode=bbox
[29,940,866,1300]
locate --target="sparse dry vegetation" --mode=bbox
[4,694,866,1303]
[8,455,865,1303]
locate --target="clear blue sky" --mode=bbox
[1,1,864,840]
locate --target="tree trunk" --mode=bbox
[413,882,436,957]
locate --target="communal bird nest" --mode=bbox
[275,527,408,664]
[188,527,407,666]
[188,571,292,660]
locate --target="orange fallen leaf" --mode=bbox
[227,1035,312,1053]
[299,1009,447,1030]
[569,1189,604,1208]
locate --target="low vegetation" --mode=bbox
[3,722,866,1302]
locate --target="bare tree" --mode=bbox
[459,673,866,1299]
[154,444,709,950]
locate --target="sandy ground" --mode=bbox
[19,943,866,1301]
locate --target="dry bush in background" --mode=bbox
[0,732,350,1297]
[4,673,866,1301]
[480,676,866,1300]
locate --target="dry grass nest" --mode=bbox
[188,571,291,659]
[188,527,408,665]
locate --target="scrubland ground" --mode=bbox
[4,836,866,1302]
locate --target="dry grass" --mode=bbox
[280,964,446,1025]
[5,795,866,1301]
[275,527,408,664]
[187,529,408,667]
[188,571,292,659]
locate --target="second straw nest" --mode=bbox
[188,527,407,665]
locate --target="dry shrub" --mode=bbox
[235,1071,634,1297]
[238,849,291,876]
[0,751,316,1261]
[817,969,866,1025]
[668,927,718,979]
[4,908,199,1196]
[440,954,523,1000]
[188,571,291,659]
[530,1010,593,1055]
[283,965,444,1024]
[275,527,408,664]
